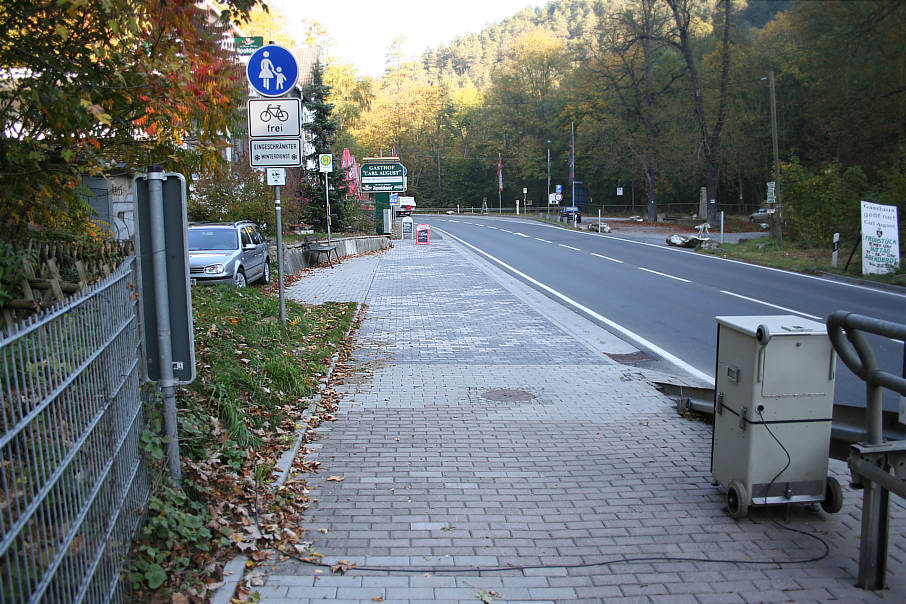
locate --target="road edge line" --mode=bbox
[433,226,714,384]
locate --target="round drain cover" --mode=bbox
[481,388,535,402]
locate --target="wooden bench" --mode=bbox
[303,235,340,267]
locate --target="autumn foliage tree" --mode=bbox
[0,0,262,236]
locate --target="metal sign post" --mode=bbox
[268,168,287,322]
[243,44,299,326]
[319,154,333,242]
[134,166,197,487]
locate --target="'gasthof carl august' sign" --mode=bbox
[860,200,900,275]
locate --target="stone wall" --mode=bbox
[279,235,391,275]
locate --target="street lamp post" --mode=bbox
[546,140,551,220]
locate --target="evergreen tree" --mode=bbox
[298,62,349,232]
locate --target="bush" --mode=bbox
[188,157,303,237]
[782,158,865,246]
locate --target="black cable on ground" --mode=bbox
[275,519,830,575]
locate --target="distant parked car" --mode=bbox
[559,206,582,223]
[749,208,772,222]
[187,221,270,287]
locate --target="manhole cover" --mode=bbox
[481,388,535,402]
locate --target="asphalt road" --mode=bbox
[423,214,905,411]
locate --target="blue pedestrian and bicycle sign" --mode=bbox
[246,45,298,97]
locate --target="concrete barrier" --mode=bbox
[277,235,391,275]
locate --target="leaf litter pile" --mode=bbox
[128,284,359,603]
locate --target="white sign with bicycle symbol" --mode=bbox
[247,98,300,138]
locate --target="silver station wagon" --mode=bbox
[187,221,270,287]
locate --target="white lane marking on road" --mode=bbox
[449,220,460,223]
[639,267,691,283]
[466,216,900,298]
[534,238,552,243]
[434,226,714,383]
[514,232,530,237]
[591,253,623,263]
[720,290,823,321]
[501,229,512,233]
[561,226,903,297]
[487,226,498,229]
[559,244,580,251]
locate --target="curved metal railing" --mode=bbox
[826,310,906,590]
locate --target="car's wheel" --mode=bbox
[259,259,271,285]
[233,269,247,288]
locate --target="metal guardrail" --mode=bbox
[826,311,906,591]
[0,256,148,604]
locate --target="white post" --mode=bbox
[720,211,725,244]
[832,232,840,267]
[598,209,601,233]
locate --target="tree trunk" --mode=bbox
[666,0,732,226]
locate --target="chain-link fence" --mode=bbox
[0,256,148,604]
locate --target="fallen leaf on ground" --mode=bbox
[477,590,499,603]
[331,560,356,574]
[327,476,345,482]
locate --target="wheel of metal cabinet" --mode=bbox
[821,476,843,514]
[234,269,247,288]
[727,480,749,519]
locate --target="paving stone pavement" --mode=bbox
[262,235,906,604]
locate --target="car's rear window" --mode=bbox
[188,228,238,251]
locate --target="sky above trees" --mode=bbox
[271,0,538,77]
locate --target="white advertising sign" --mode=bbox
[860,200,900,275]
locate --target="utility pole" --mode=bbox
[768,70,783,248]
[546,140,551,220]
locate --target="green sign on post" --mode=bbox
[361,161,406,193]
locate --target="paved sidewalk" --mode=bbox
[259,234,905,603]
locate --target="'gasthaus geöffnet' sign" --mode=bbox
[860,200,900,275]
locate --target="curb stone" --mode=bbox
[211,297,368,603]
